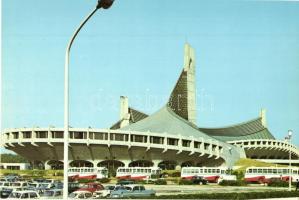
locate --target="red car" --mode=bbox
[77,183,104,193]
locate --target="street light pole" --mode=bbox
[63,1,114,199]
[287,130,293,191]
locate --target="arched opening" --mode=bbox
[158,161,177,170]
[98,160,124,177]
[47,160,63,170]
[181,161,194,167]
[30,161,44,170]
[69,160,93,167]
[129,160,153,167]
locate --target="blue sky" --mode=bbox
[2,0,299,148]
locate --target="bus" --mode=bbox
[116,167,162,180]
[245,167,299,183]
[68,167,108,180]
[181,167,236,183]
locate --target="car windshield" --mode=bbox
[41,191,54,197]
[68,193,77,198]
[39,183,49,188]
[11,183,21,187]
[105,186,115,190]
[9,192,22,198]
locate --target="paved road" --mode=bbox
[142,184,290,196]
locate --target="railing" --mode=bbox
[2,127,224,158]
[227,139,299,157]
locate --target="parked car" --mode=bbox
[8,190,40,199]
[77,182,104,193]
[0,181,29,198]
[68,182,80,194]
[0,187,27,199]
[110,184,155,198]
[4,174,20,181]
[92,185,115,198]
[40,189,63,199]
[191,176,208,185]
[116,180,135,185]
[68,190,93,199]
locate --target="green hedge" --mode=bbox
[155,191,299,199]
[77,179,96,183]
[97,178,110,183]
[154,179,167,185]
[268,180,296,187]
[219,180,247,186]
[178,179,193,185]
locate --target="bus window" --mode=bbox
[200,169,203,173]
[208,169,212,173]
[248,169,252,173]
[268,169,273,174]
[216,169,220,174]
[258,169,262,173]
[293,170,297,175]
[283,169,288,174]
[273,169,277,174]
[277,169,282,174]
[252,169,257,174]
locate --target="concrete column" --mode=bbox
[152,160,162,168]
[44,161,51,170]
[120,96,130,128]
[122,160,131,167]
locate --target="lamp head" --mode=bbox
[288,130,293,137]
[97,0,114,9]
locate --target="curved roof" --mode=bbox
[110,107,148,130]
[121,106,217,141]
[198,118,275,142]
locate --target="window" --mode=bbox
[23,132,32,139]
[30,193,38,198]
[182,140,191,147]
[21,193,29,198]
[85,193,92,198]
[168,138,178,146]
[140,186,145,190]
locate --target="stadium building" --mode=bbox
[2,44,299,171]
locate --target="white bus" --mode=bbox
[116,167,162,180]
[68,167,108,180]
[181,167,236,183]
[245,167,299,183]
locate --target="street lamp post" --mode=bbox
[63,0,114,199]
[287,130,293,191]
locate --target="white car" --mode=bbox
[92,185,115,198]
[68,190,93,199]
[8,190,40,199]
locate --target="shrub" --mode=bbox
[232,170,245,181]
[171,171,181,177]
[97,178,110,183]
[178,179,193,185]
[154,179,167,185]
[156,191,299,199]
[135,180,147,184]
[219,180,247,186]
[267,179,296,187]
[77,179,95,183]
